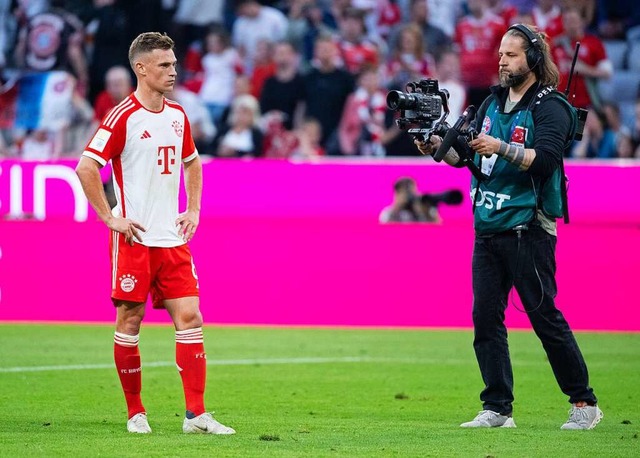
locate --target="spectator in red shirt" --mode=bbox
[531,0,564,40]
[374,0,402,41]
[338,65,387,156]
[0,72,18,155]
[454,0,507,108]
[250,39,276,99]
[384,23,434,89]
[489,0,519,27]
[552,5,612,156]
[92,66,133,123]
[553,6,611,110]
[292,117,325,159]
[335,7,379,75]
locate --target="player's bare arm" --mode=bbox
[176,155,203,242]
[75,156,146,246]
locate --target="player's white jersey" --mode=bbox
[83,94,198,247]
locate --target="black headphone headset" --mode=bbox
[507,23,543,71]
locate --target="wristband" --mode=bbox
[498,141,509,156]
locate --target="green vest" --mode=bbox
[471,89,575,235]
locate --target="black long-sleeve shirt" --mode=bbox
[477,83,573,178]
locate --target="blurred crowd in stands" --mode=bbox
[1,0,639,161]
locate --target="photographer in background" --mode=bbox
[379,177,442,224]
[416,24,602,430]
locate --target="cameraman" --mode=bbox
[416,24,602,430]
[379,177,441,224]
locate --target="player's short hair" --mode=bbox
[128,32,175,69]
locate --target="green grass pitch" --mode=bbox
[0,324,638,457]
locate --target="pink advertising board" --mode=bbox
[2,158,638,222]
[0,159,638,330]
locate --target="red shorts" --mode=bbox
[110,231,199,308]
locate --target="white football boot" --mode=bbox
[183,412,236,435]
[127,413,152,433]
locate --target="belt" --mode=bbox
[478,224,530,238]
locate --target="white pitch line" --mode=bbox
[0,356,474,374]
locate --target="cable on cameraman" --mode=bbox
[508,175,545,315]
[508,228,545,315]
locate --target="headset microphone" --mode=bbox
[506,67,532,79]
[504,55,540,84]
[506,52,542,80]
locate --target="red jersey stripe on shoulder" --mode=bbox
[106,99,138,129]
[103,98,136,130]
[104,96,134,127]
[165,98,186,113]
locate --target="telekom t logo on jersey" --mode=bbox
[157,146,176,175]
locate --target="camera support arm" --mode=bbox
[433,105,487,182]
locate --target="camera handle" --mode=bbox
[433,105,476,162]
[432,105,487,182]
[456,137,487,182]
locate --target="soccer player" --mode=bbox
[75,32,235,435]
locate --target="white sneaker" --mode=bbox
[183,412,236,435]
[561,405,603,430]
[127,413,152,434]
[460,410,516,428]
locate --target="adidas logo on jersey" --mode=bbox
[140,130,151,139]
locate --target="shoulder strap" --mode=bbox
[533,87,575,223]
[470,95,497,215]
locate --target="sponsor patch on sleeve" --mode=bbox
[88,128,112,153]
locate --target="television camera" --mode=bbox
[386,79,486,182]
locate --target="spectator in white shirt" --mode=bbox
[198,27,243,129]
[232,0,288,73]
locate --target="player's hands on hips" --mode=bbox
[108,217,146,246]
[176,210,199,242]
[469,133,500,157]
[414,135,442,156]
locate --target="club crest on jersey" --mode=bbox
[481,116,491,134]
[119,274,138,293]
[511,126,527,147]
[172,120,183,138]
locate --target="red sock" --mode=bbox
[176,328,206,417]
[114,332,145,419]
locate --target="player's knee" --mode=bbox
[176,309,203,330]
[118,315,143,334]
[115,302,145,334]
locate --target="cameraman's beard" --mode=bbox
[499,71,528,89]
